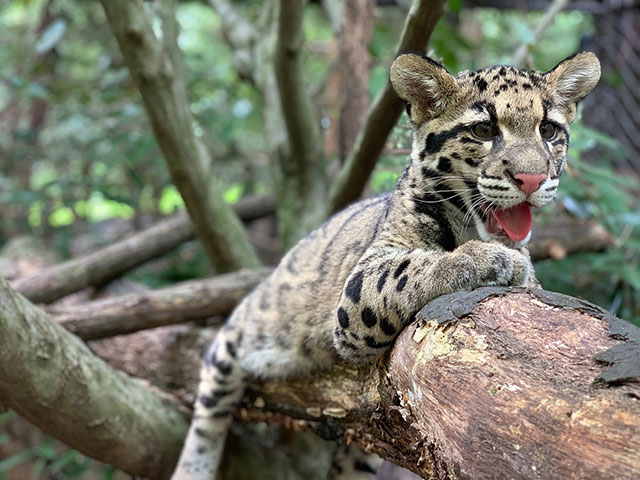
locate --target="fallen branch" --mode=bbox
[11,194,275,304]
[95,288,640,479]
[46,268,272,341]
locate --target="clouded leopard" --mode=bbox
[172,52,600,479]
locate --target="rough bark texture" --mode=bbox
[327,0,447,215]
[11,194,275,305]
[46,268,272,340]
[100,0,260,271]
[0,278,189,480]
[90,288,639,480]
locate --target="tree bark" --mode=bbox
[93,289,639,479]
[100,0,261,272]
[46,268,272,341]
[0,278,189,480]
[11,194,275,305]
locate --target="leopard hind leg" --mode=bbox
[171,326,245,480]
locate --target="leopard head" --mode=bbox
[390,52,600,246]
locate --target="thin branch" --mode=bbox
[12,194,275,304]
[326,0,447,215]
[275,0,323,195]
[0,277,189,479]
[510,0,570,68]
[47,268,272,340]
[208,0,256,81]
[100,0,261,272]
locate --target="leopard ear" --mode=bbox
[390,54,458,123]
[546,52,600,119]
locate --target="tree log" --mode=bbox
[45,268,272,341]
[11,194,275,304]
[92,288,640,479]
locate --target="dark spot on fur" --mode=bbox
[380,317,397,336]
[226,341,237,359]
[474,77,488,92]
[361,307,377,328]
[345,271,364,303]
[460,137,482,145]
[394,259,411,278]
[377,269,389,292]
[197,446,207,455]
[337,307,350,328]
[212,359,233,376]
[522,83,532,90]
[341,340,358,350]
[397,275,408,292]
[364,336,393,349]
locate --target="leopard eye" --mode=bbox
[540,122,557,140]
[471,122,499,140]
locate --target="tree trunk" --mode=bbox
[82,288,640,479]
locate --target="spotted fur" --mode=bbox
[172,52,600,479]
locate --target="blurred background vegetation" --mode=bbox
[0,0,638,477]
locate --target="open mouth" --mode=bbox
[486,202,532,242]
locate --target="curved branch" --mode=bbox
[100,0,260,272]
[0,277,189,479]
[326,0,447,215]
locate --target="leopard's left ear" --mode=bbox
[546,52,601,112]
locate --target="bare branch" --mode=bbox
[208,0,256,80]
[274,0,323,197]
[326,0,447,215]
[100,0,260,271]
[47,268,272,340]
[12,194,275,304]
[0,277,189,479]
[510,0,570,68]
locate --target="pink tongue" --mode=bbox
[492,203,532,242]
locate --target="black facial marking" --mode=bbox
[451,152,461,159]
[361,307,377,328]
[483,184,509,191]
[337,307,350,328]
[421,166,441,179]
[379,316,397,336]
[465,157,480,167]
[396,275,408,292]
[437,156,453,173]
[394,259,411,279]
[197,446,207,455]
[522,83,532,90]
[422,124,467,156]
[345,271,364,303]
[413,196,456,251]
[377,269,389,292]
[460,137,482,145]
[364,335,393,349]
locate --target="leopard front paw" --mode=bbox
[456,240,530,288]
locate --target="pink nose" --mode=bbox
[514,173,547,195]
